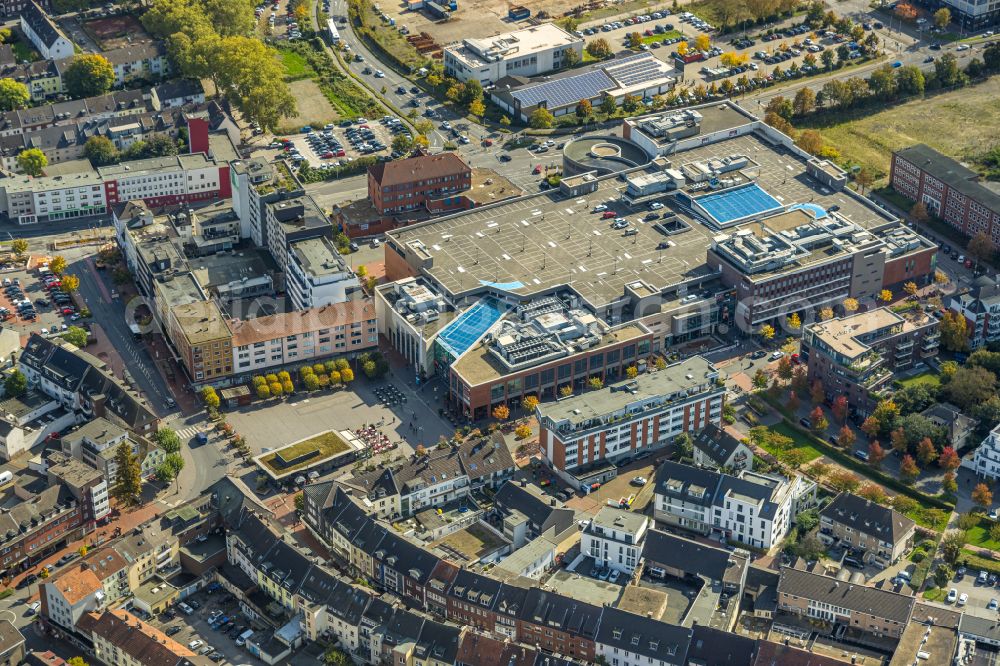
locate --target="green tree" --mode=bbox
[562,48,579,67]
[323,647,351,666]
[792,87,815,116]
[586,38,612,59]
[934,7,951,28]
[213,37,296,131]
[969,230,994,269]
[765,95,794,121]
[894,65,925,96]
[59,325,88,348]
[529,107,554,129]
[111,442,142,506]
[945,365,996,410]
[0,78,28,112]
[4,369,26,397]
[933,563,954,588]
[201,386,220,409]
[200,0,256,35]
[599,94,617,116]
[16,148,47,176]
[83,136,119,166]
[674,432,694,458]
[820,48,835,70]
[153,427,182,454]
[10,238,26,259]
[63,55,115,99]
[940,530,966,563]
[935,53,962,87]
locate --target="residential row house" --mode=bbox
[818,492,917,567]
[653,460,816,550]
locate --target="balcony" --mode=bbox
[895,339,915,352]
[845,353,883,376]
[861,367,893,389]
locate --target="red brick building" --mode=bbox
[368,152,472,217]
[0,485,88,582]
[892,144,1000,249]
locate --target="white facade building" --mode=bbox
[653,460,814,550]
[581,507,649,574]
[973,422,1000,480]
[287,237,360,310]
[443,23,583,85]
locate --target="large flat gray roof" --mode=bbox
[388,126,890,311]
[537,355,718,426]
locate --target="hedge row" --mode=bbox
[761,393,954,513]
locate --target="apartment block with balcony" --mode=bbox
[707,211,936,333]
[536,355,723,488]
[368,151,472,217]
[581,506,649,574]
[973,422,1000,481]
[949,275,1000,349]
[892,144,1000,246]
[653,460,813,550]
[800,307,939,419]
[0,484,84,579]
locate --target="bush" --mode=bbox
[253,375,267,387]
[911,551,926,563]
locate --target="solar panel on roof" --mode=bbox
[510,69,615,109]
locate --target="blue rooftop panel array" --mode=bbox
[695,183,784,224]
[510,69,615,109]
[436,297,508,359]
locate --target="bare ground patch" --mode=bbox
[277,79,340,133]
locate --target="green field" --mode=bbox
[760,421,823,463]
[966,516,1000,550]
[896,371,941,390]
[259,430,350,476]
[641,30,683,44]
[799,77,1000,180]
[279,48,317,81]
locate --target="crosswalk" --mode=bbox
[175,424,210,440]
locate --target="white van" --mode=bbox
[236,629,254,647]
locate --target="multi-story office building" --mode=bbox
[46,452,111,526]
[949,276,1000,349]
[443,23,583,85]
[230,301,378,377]
[536,356,723,487]
[264,194,332,275]
[707,212,936,333]
[581,507,649,574]
[653,460,814,550]
[368,152,472,216]
[287,236,360,310]
[445,296,655,421]
[892,144,1000,248]
[800,308,940,418]
[819,492,916,566]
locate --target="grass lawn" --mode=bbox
[798,76,1000,180]
[763,421,824,463]
[279,48,316,81]
[259,430,350,476]
[966,516,1000,550]
[11,40,37,62]
[641,30,683,44]
[963,548,1000,576]
[923,587,946,602]
[896,371,941,390]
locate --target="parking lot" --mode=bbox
[0,263,82,336]
[146,586,251,665]
[940,567,1000,616]
[257,0,302,41]
[278,116,403,168]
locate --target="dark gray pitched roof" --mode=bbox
[896,144,1000,215]
[519,589,601,640]
[372,532,439,584]
[494,581,529,619]
[654,460,721,507]
[820,492,915,545]
[642,529,746,584]
[687,626,757,666]
[777,567,915,624]
[415,619,461,663]
[595,607,691,664]
[383,608,424,646]
[448,569,501,610]
[20,0,66,49]
[693,423,748,467]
